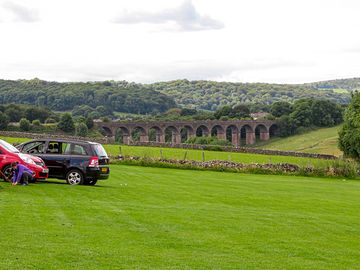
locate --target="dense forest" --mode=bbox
[147,79,351,111]
[0,79,176,114]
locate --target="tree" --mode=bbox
[19,118,31,131]
[0,112,9,130]
[58,113,75,133]
[214,106,231,119]
[76,122,88,137]
[25,107,50,123]
[270,101,292,117]
[339,92,360,159]
[290,99,313,127]
[5,105,24,122]
[85,116,94,129]
[229,104,250,119]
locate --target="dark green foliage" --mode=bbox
[19,118,30,131]
[25,107,50,123]
[214,104,250,119]
[58,113,75,133]
[85,116,94,129]
[0,79,176,115]
[0,112,9,130]
[45,118,56,124]
[277,115,296,137]
[339,92,360,159]
[76,122,88,137]
[5,104,24,122]
[270,101,292,117]
[229,104,250,118]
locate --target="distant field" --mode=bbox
[254,125,342,156]
[104,144,331,167]
[1,165,360,269]
[0,135,335,167]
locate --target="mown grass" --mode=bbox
[0,165,360,269]
[254,125,342,156]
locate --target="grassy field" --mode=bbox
[254,126,342,156]
[0,135,334,167]
[0,165,359,269]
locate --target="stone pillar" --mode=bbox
[122,135,131,145]
[260,131,270,141]
[156,133,165,143]
[246,131,255,145]
[172,133,181,144]
[107,136,116,144]
[140,134,149,143]
[231,132,239,147]
[217,131,226,140]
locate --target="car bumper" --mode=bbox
[86,166,110,180]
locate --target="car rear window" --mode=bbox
[92,144,108,158]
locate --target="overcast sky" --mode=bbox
[0,0,360,84]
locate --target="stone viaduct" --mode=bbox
[96,120,279,147]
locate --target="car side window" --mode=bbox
[47,142,61,154]
[23,141,46,154]
[71,144,88,156]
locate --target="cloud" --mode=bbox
[112,1,224,31]
[1,1,39,22]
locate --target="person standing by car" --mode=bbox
[11,162,35,186]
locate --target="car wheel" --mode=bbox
[84,179,98,186]
[66,169,84,185]
[2,165,12,181]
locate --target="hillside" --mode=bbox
[0,77,356,114]
[0,79,176,115]
[147,79,351,111]
[254,125,342,156]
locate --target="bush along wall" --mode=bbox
[112,156,360,179]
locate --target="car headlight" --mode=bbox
[19,154,36,165]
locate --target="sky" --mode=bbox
[0,0,360,84]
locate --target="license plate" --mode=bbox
[101,168,108,173]
[42,169,49,173]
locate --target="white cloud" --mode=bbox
[112,1,224,31]
[1,1,39,22]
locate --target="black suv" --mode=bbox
[17,139,110,185]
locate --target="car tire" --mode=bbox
[84,179,98,186]
[2,164,12,182]
[66,169,84,185]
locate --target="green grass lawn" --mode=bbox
[0,165,359,269]
[254,125,342,156]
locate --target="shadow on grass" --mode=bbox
[35,179,115,188]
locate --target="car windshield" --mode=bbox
[0,139,20,153]
[92,144,108,158]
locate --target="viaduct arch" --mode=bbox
[96,120,279,147]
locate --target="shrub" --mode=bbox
[76,122,88,137]
[32,119,41,126]
[58,113,75,133]
[45,118,56,124]
[19,118,31,131]
[0,112,9,130]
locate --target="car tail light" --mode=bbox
[89,156,99,167]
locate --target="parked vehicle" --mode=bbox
[0,139,49,182]
[17,139,110,185]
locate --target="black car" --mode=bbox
[17,139,110,185]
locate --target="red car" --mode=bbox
[0,139,49,182]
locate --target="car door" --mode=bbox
[42,141,71,178]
